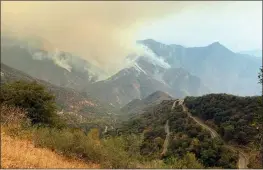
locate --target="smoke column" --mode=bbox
[1,1,217,74]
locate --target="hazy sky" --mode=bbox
[1,1,262,73]
[136,1,262,52]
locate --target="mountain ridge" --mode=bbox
[120,90,174,116]
[2,35,260,108]
[138,38,261,96]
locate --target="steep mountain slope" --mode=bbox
[1,35,106,91]
[87,57,208,107]
[162,67,209,96]
[136,56,210,96]
[1,63,117,123]
[139,39,261,96]
[86,66,175,107]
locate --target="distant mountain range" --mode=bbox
[239,49,262,58]
[1,35,261,108]
[140,39,261,95]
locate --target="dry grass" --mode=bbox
[1,132,100,168]
[0,104,27,126]
[0,104,99,168]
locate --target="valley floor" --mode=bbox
[1,132,99,168]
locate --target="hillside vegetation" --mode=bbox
[1,81,210,168]
[184,94,260,146]
[108,100,238,168]
[0,82,139,168]
[1,132,98,168]
[0,79,241,168]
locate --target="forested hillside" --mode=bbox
[184,94,260,146]
[107,100,238,168]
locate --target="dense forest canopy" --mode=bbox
[184,94,260,146]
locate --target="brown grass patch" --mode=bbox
[1,132,100,168]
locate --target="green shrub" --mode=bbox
[33,127,102,161]
[0,81,63,127]
[100,135,142,168]
[164,152,204,168]
[32,127,141,168]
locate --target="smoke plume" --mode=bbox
[1,1,212,74]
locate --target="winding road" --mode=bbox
[161,120,170,156]
[171,99,249,169]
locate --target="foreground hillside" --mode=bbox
[183,94,263,168]
[108,92,263,168]
[1,132,99,168]
[1,76,262,168]
[108,100,238,168]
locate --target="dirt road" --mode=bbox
[161,120,170,156]
[178,99,218,138]
[238,151,249,169]
[226,145,249,169]
[171,99,249,169]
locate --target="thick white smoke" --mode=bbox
[1,1,220,75]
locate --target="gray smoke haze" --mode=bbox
[1,1,217,74]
